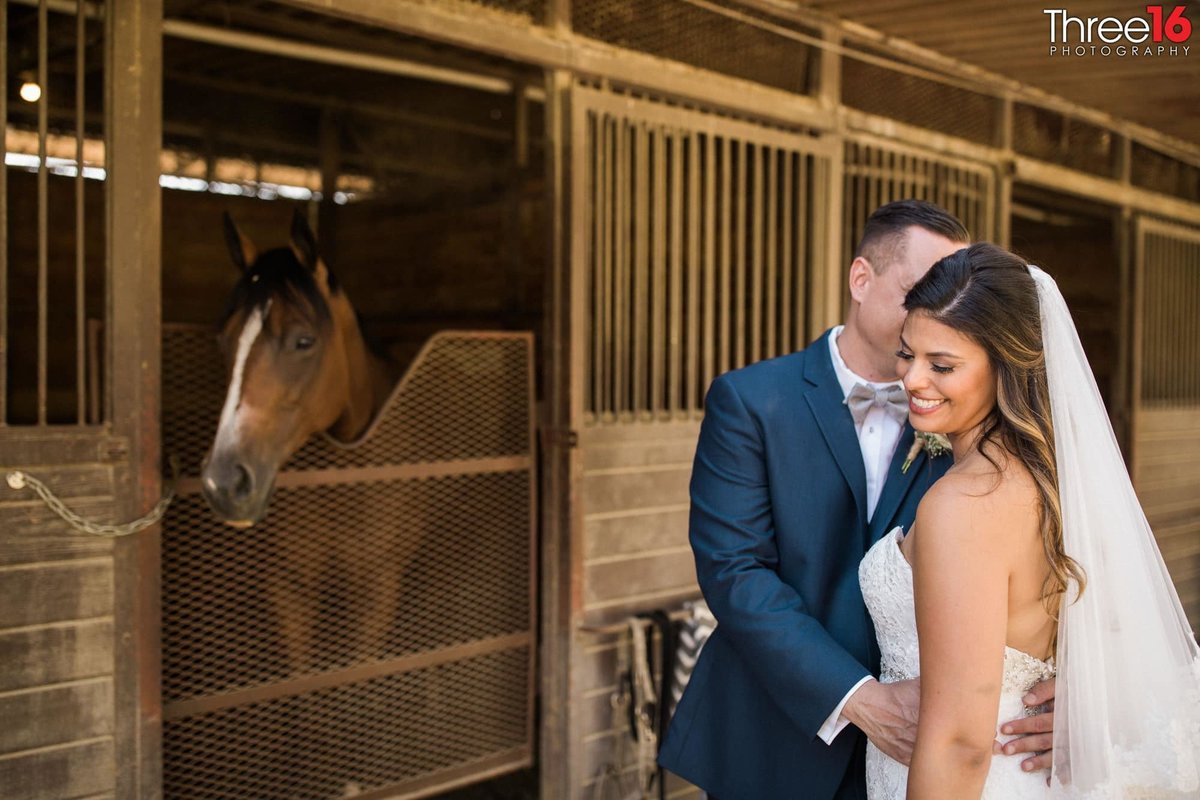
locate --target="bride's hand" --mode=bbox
[994,675,1055,775]
[842,677,921,766]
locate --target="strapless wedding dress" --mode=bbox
[858,527,1056,800]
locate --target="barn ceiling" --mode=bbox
[793,0,1200,148]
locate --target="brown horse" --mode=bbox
[202,211,405,673]
[201,210,395,527]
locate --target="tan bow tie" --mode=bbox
[845,382,908,426]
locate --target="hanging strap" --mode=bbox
[627,617,658,798]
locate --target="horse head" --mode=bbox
[201,210,385,527]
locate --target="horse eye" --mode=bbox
[295,335,316,351]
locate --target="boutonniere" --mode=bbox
[901,431,951,473]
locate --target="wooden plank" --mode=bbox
[0,619,113,694]
[0,465,116,506]
[584,508,691,561]
[0,738,113,800]
[582,467,691,515]
[0,679,112,754]
[584,549,698,608]
[583,440,697,472]
[0,432,126,466]
[0,500,116,566]
[581,420,701,447]
[0,560,112,629]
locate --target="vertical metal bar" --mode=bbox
[796,153,809,343]
[1191,241,1199,402]
[685,131,700,414]
[750,143,763,364]
[585,113,598,420]
[600,116,613,420]
[634,123,650,416]
[764,147,777,358]
[702,132,715,398]
[780,150,793,355]
[734,140,747,368]
[719,135,731,376]
[865,146,879,239]
[649,126,665,416]
[38,0,49,423]
[0,0,8,424]
[76,0,87,423]
[614,120,628,416]
[848,142,860,259]
[668,130,683,415]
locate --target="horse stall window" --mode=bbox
[157,5,544,797]
[1132,219,1200,637]
[579,88,832,423]
[1009,185,1124,446]
[2,0,106,427]
[842,139,995,311]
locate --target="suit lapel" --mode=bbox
[802,334,868,528]
[868,422,925,543]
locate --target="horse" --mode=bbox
[201,209,395,525]
[201,210,408,673]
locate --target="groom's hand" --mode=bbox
[843,678,921,766]
[994,676,1055,774]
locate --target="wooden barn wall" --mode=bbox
[574,421,701,799]
[0,431,125,798]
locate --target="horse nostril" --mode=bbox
[233,463,254,500]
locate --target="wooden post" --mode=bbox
[995,95,1014,247]
[107,0,163,797]
[539,66,577,800]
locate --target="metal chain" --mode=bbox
[5,456,179,538]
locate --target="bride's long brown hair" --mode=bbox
[903,243,1086,626]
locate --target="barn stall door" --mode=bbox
[1133,218,1200,636]
[160,328,536,799]
[0,2,161,797]
[564,85,837,796]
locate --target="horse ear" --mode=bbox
[289,209,320,272]
[223,212,257,272]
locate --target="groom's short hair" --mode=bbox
[854,200,970,272]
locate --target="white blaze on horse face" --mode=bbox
[214,301,270,456]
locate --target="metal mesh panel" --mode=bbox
[406,0,545,24]
[580,93,828,421]
[842,140,994,302]
[1012,103,1114,178]
[161,328,535,799]
[842,52,997,147]
[164,648,530,800]
[572,0,817,96]
[1132,144,1200,205]
[1140,228,1200,405]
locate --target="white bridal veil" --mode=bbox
[1031,266,1200,798]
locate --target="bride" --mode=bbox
[859,243,1200,799]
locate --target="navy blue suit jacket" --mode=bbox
[658,331,950,800]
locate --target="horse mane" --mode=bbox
[217,247,336,330]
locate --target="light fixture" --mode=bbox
[19,72,41,103]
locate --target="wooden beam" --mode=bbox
[283,0,833,133]
[1015,157,1200,227]
[105,1,163,798]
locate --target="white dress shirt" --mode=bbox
[817,326,906,744]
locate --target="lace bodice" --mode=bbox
[858,527,1055,800]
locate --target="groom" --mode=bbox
[659,201,1055,799]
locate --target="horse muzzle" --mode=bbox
[200,451,275,527]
